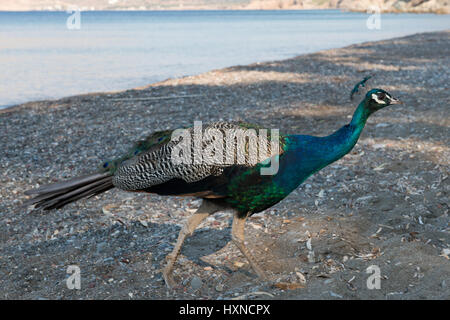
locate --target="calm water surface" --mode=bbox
[0,10,449,108]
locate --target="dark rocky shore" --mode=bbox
[0,31,448,299]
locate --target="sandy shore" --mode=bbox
[0,31,449,300]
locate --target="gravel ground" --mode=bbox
[1,31,449,300]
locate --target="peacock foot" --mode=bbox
[162,254,178,289]
[162,269,177,289]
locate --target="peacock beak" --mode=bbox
[389,96,403,105]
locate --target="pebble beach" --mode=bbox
[0,30,449,299]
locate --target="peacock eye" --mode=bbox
[377,92,386,100]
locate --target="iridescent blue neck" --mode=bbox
[286,100,371,171]
[350,100,371,130]
[323,100,370,163]
[278,101,372,193]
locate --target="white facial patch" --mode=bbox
[371,93,387,104]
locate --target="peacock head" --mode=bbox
[364,88,402,113]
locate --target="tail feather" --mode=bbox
[42,181,114,210]
[24,172,110,195]
[24,172,114,210]
[32,176,112,209]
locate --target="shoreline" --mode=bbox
[2,29,449,114]
[1,30,448,299]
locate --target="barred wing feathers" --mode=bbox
[112,122,286,193]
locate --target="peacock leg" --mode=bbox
[231,213,268,280]
[162,200,222,288]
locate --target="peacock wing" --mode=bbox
[111,121,286,192]
[99,129,173,174]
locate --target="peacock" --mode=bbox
[24,86,402,288]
